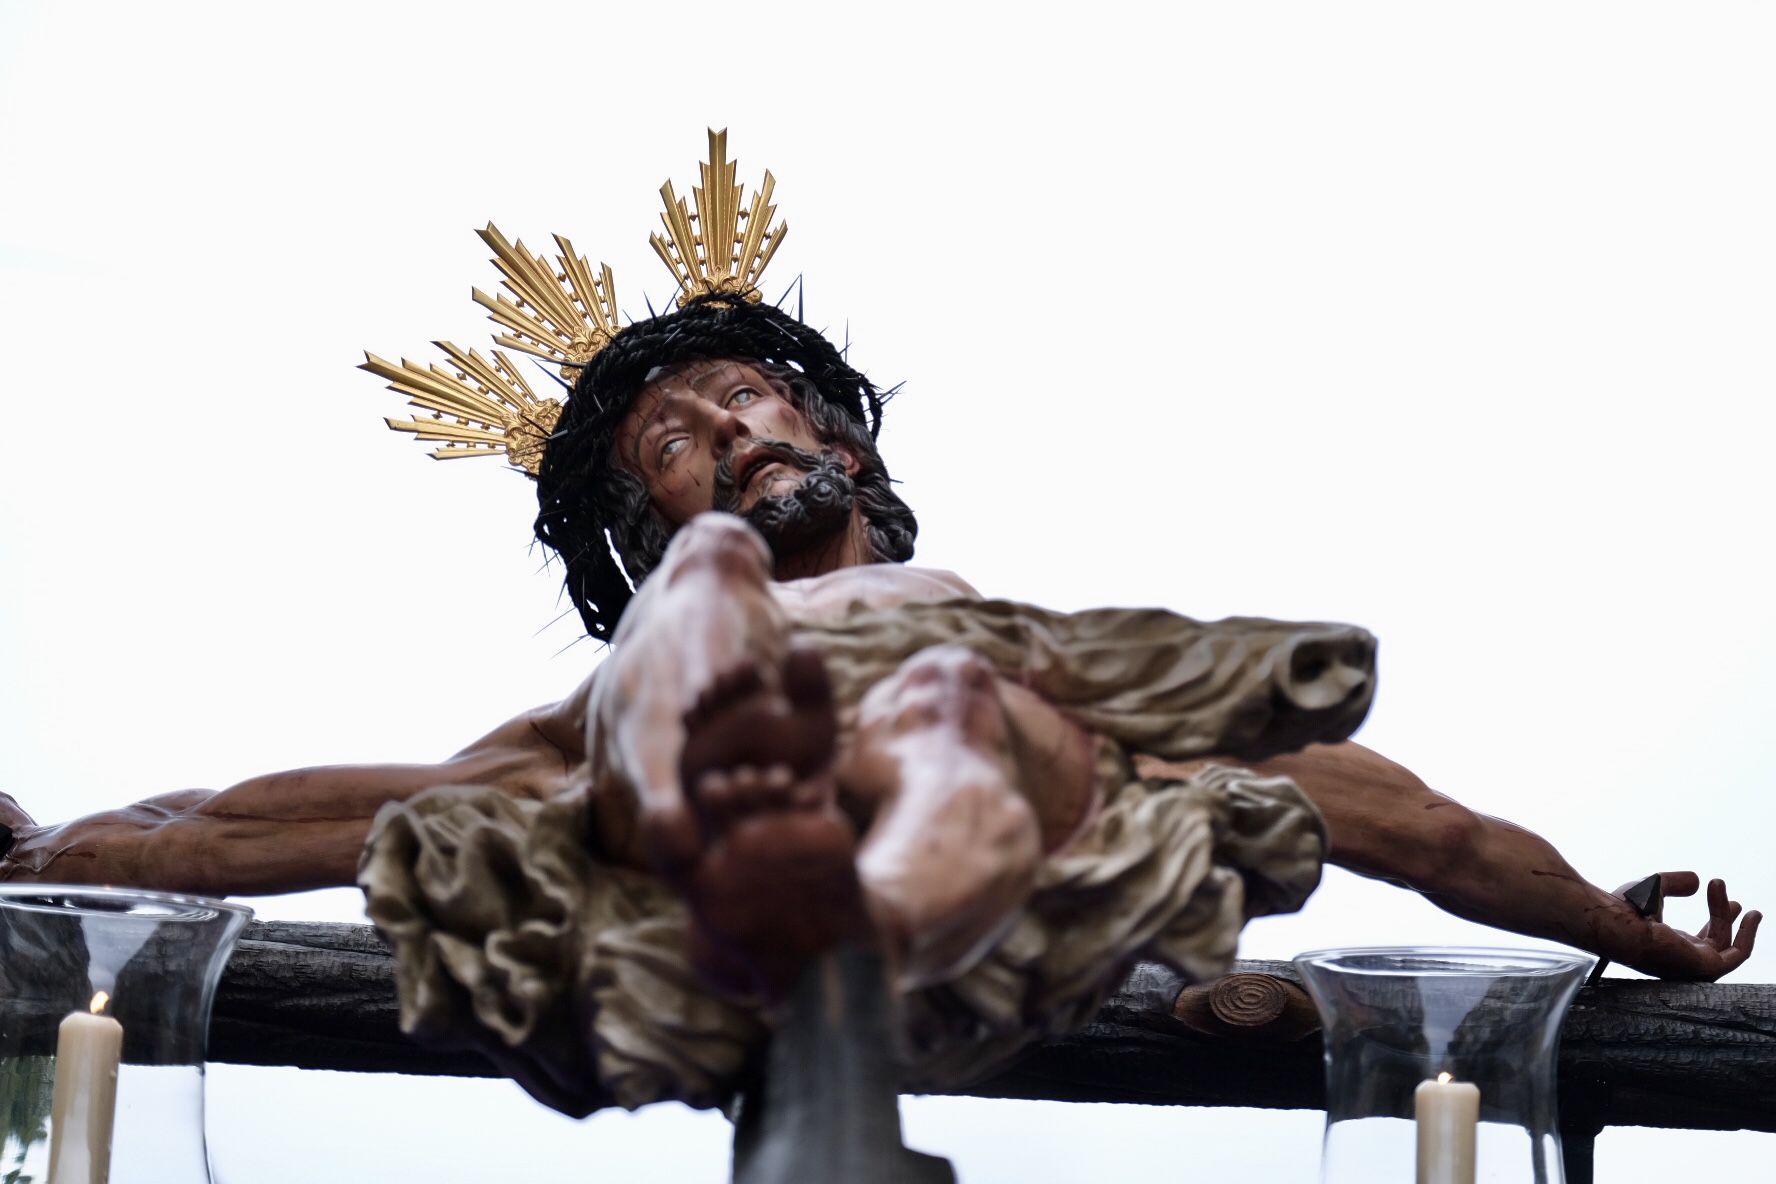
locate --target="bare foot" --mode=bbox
[677,648,869,996]
[842,646,1042,988]
[600,516,791,875]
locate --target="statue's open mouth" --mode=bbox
[745,461,790,497]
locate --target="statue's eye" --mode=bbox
[659,436,688,465]
[729,387,759,408]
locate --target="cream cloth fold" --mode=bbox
[361,599,1368,1114]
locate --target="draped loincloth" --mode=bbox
[359,599,1374,1115]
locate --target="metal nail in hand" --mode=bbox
[1587,873,1665,985]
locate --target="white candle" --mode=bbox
[1415,1072,1479,1184]
[47,991,123,1184]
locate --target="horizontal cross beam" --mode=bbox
[211,922,1776,1135]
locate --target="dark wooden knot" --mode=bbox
[1172,972,1321,1042]
[1209,973,1292,1027]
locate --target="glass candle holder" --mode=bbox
[1293,947,1593,1184]
[0,885,250,1184]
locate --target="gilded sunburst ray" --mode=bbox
[650,128,787,307]
[472,226,622,379]
[368,130,790,478]
[362,342,562,475]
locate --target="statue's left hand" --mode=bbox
[1631,872,1762,981]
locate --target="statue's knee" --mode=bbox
[660,513,771,581]
[896,646,996,694]
[860,646,997,727]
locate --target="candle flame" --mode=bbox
[1437,1071,1453,1085]
[89,991,110,1015]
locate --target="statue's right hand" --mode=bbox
[1625,873,1762,981]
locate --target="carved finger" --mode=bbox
[1660,871,1701,898]
[1699,879,1734,947]
[1735,911,1762,957]
[1712,947,1747,980]
[1704,884,1733,951]
[1703,901,1749,944]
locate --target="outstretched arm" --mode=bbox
[1138,741,1760,980]
[0,697,587,897]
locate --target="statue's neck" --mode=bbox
[771,510,875,582]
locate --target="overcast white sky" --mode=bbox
[2,2,1773,1180]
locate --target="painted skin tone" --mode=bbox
[0,360,1759,987]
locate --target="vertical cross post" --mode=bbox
[730,945,955,1184]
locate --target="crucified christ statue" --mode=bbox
[0,351,1756,1103]
[0,136,1759,1119]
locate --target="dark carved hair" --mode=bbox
[533,295,916,641]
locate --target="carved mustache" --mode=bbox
[712,439,834,512]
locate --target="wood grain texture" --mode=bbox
[212,920,507,1083]
[210,924,1776,1133]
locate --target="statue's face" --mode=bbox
[615,358,851,528]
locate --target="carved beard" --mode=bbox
[713,439,856,560]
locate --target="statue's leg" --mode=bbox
[596,514,866,995]
[839,645,1099,988]
[597,513,795,870]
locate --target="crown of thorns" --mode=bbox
[361,128,889,640]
